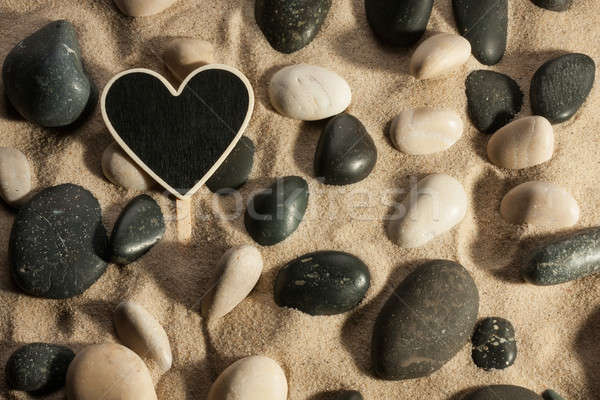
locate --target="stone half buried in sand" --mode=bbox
[542,389,566,400]
[206,136,255,193]
[335,391,364,400]
[464,385,541,400]
[409,33,471,80]
[163,38,215,82]
[102,142,156,191]
[365,0,434,47]
[531,0,573,12]
[0,147,32,208]
[113,0,177,17]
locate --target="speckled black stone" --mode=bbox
[471,317,517,371]
[466,70,523,134]
[244,176,308,246]
[10,184,108,299]
[543,389,566,400]
[255,0,331,53]
[371,260,479,380]
[530,53,595,124]
[522,227,600,285]
[531,0,572,11]
[453,0,508,65]
[365,0,433,47]
[465,385,541,400]
[206,137,255,193]
[314,113,377,186]
[2,20,96,128]
[274,251,370,315]
[5,343,74,394]
[336,390,364,400]
[109,195,165,265]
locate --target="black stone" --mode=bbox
[2,20,96,128]
[274,251,370,315]
[314,113,377,185]
[465,385,541,400]
[5,343,75,394]
[471,317,517,371]
[453,0,508,65]
[371,260,479,380]
[531,0,572,12]
[206,136,255,193]
[244,176,308,246]
[365,0,434,47]
[466,70,523,134]
[10,184,108,299]
[336,390,364,400]
[543,389,566,400]
[530,53,595,124]
[109,195,165,265]
[255,0,331,54]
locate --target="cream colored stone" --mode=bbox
[66,343,157,400]
[102,142,155,190]
[410,33,471,80]
[163,38,215,82]
[487,116,554,169]
[387,173,468,248]
[208,356,288,400]
[114,301,172,373]
[390,108,463,155]
[269,64,352,121]
[0,147,32,207]
[113,0,177,17]
[500,181,579,228]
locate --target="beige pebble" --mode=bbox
[163,38,215,82]
[113,0,177,17]
[487,116,554,169]
[500,181,579,228]
[390,108,463,155]
[410,33,471,80]
[114,301,173,373]
[0,147,32,207]
[208,355,288,400]
[202,245,263,321]
[387,173,468,248]
[102,142,155,190]
[66,343,157,400]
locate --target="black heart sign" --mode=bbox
[101,65,254,199]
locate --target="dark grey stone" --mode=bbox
[531,0,572,11]
[206,136,255,193]
[543,389,566,400]
[336,390,364,400]
[365,0,433,47]
[471,317,517,371]
[465,385,541,400]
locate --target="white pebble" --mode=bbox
[0,147,32,207]
[102,142,155,190]
[163,38,215,82]
[410,33,471,80]
[113,0,177,17]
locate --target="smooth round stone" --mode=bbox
[163,38,214,81]
[201,245,264,320]
[466,70,523,134]
[274,251,370,316]
[208,356,287,400]
[102,143,155,191]
[336,391,363,400]
[114,301,172,373]
[256,0,331,53]
[465,385,541,400]
[5,343,75,393]
[206,137,255,193]
[530,53,595,124]
[113,0,177,16]
[471,317,517,371]
[244,176,309,246]
[410,33,471,80]
[10,184,108,299]
[531,0,572,11]
[543,389,566,400]
[372,260,479,380]
[66,343,157,400]
[500,181,579,229]
[387,173,467,248]
[109,194,165,265]
[390,108,463,155]
[2,20,96,128]
[314,113,377,185]
[453,0,508,65]
[487,116,554,170]
[0,147,32,207]
[365,0,433,47]
[269,64,351,121]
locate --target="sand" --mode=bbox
[1,0,600,399]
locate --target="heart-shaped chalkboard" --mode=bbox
[101,65,254,199]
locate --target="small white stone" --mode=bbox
[410,33,471,80]
[269,64,352,121]
[113,0,177,17]
[102,142,155,191]
[0,147,32,207]
[163,38,215,82]
[390,108,463,155]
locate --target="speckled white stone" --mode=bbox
[102,142,155,191]
[410,33,471,80]
[163,38,215,81]
[0,147,32,207]
[113,0,177,17]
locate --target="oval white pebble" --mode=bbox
[102,142,155,190]
[410,33,471,80]
[113,0,177,17]
[163,38,215,82]
[0,147,32,207]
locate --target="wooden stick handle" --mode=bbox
[176,197,192,242]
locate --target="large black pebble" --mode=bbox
[531,0,572,12]
[471,317,517,370]
[542,389,565,400]
[207,137,255,193]
[314,113,377,185]
[274,251,370,315]
[530,53,595,124]
[10,184,108,299]
[365,0,434,47]
[336,390,364,400]
[465,385,541,400]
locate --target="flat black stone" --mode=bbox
[206,136,255,193]
[5,343,74,394]
[10,184,108,299]
[255,0,331,53]
[471,317,517,371]
[453,0,508,65]
[530,53,595,124]
[2,20,96,128]
[371,260,479,380]
[466,70,523,134]
[465,385,541,400]
[274,251,370,315]
[109,195,165,265]
[314,113,377,185]
[336,390,364,400]
[531,0,572,11]
[244,176,308,246]
[543,389,566,400]
[365,0,433,47]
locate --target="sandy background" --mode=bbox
[1,0,600,399]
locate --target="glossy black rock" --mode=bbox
[542,389,566,400]
[274,251,370,315]
[531,0,572,11]
[471,317,517,370]
[207,137,255,193]
[336,391,364,400]
[465,385,541,400]
[365,0,434,47]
